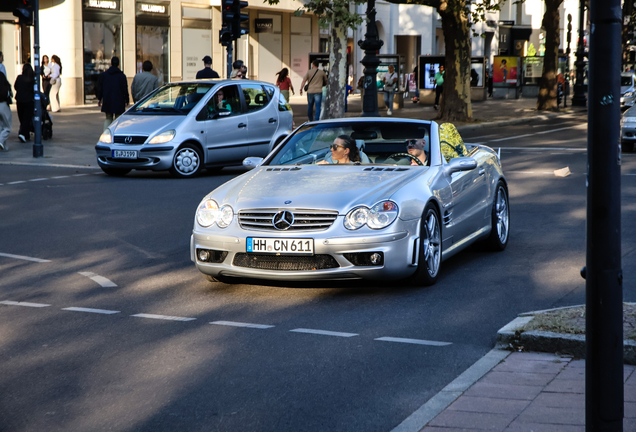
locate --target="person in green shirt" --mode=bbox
[207,89,231,117]
[434,64,445,110]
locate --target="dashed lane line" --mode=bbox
[0,300,50,308]
[132,313,196,322]
[489,134,533,142]
[375,337,452,346]
[290,328,358,338]
[0,252,51,263]
[211,320,274,329]
[78,271,117,288]
[62,307,120,314]
[0,172,100,187]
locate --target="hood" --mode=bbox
[622,85,634,95]
[209,165,428,213]
[110,115,185,137]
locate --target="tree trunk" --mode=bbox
[323,17,347,119]
[437,0,472,121]
[537,0,563,111]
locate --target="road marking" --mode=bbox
[0,300,50,308]
[375,337,452,346]
[290,328,358,338]
[62,307,120,314]
[72,174,89,177]
[520,151,544,154]
[51,176,69,179]
[0,252,51,263]
[496,146,586,151]
[7,181,26,184]
[28,178,48,182]
[489,133,533,142]
[210,320,274,329]
[132,313,196,322]
[535,125,582,134]
[506,171,562,175]
[78,271,117,287]
[466,133,498,139]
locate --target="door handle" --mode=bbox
[268,118,277,123]
[238,123,247,128]
[478,168,486,176]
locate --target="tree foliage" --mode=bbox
[265,0,366,119]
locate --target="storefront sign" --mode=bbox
[87,0,118,9]
[139,3,166,14]
[255,19,273,33]
[499,20,514,26]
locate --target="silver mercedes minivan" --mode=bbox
[95,79,294,178]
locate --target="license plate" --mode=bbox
[112,150,137,159]
[247,238,314,255]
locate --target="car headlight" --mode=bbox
[148,130,176,144]
[344,201,399,230]
[196,199,233,228]
[625,92,634,98]
[98,129,112,144]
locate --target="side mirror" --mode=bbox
[243,157,264,170]
[444,157,477,176]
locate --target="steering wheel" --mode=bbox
[386,152,424,166]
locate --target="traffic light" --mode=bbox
[219,27,233,47]
[13,0,34,26]
[222,0,234,34]
[232,0,249,40]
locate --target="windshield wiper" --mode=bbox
[140,107,184,113]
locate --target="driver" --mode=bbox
[208,89,231,115]
[406,138,428,166]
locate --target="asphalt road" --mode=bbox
[1,112,634,432]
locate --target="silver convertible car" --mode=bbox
[95,80,293,177]
[190,118,510,285]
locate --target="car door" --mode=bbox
[197,84,248,165]
[240,83,279,157]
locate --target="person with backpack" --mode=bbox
[14,63,35,142]
[299,60,327,122]
[0,71,12,151]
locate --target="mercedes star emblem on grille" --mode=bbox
[125,136,133,144]
[272,210,294,230]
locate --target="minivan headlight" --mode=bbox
[98,129,112,144]
[149,130,176,144]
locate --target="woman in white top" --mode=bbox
[382,64,398,116]
[49,55,62,112]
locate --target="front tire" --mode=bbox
[170,144,203,178]
[410,203,442,286]
[485,181,510,251]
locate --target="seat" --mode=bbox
[439,123,468,162]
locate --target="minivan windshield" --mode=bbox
[131,83,216,115]
[622,75,634,87]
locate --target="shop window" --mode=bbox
[241,84,270,113]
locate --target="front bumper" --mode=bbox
[95,144,176,171]
[191,218,421,281]
[622,123,636,142]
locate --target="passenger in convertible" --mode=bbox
[406,138,428,165]
[318,135,361,164]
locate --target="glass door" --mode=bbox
[83,21,122,104]
[136,26,169,86]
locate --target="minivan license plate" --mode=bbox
[112,150,137,159]
[247,238,314,255]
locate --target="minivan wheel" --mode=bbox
[170,144,203,178]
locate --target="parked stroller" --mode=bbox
[37,91,53,140]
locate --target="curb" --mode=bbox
[496,306,636,365]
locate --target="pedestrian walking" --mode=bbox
[97,56,129,130]
[131,60,159,103]
[299,60,327,122]
[275,68,294,102]
[0,71,12,151]
[230,60,244,79]
[49,55,62,112]
[0,51,7,80]
[14,63,35,143]
[434,64,445,110]
[41,55,51,99]
[196,56,220,79]
[383,64,398,115]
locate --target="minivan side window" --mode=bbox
[203,85,242,119]
[241,84,270,114]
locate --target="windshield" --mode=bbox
[269,121,431,166]
[622,76,634,86]
[130,83,215,115]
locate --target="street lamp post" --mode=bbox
[358,0,383,116]
[572,0,587,106]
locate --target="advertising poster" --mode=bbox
[524,57,543,79]
[423,63,442,89]
[182,28,211,80]
[493,56,518,86]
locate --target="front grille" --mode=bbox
[114,135,148,145]
[233,253,339,271]
[238,209,338,231]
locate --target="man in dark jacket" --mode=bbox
[97,56,129,130]
[196,56,220,79]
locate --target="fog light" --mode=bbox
[370,253,382,265]
[198,249,210,262]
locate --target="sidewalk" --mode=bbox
[0,95,579,169]
[403,350,636,432]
